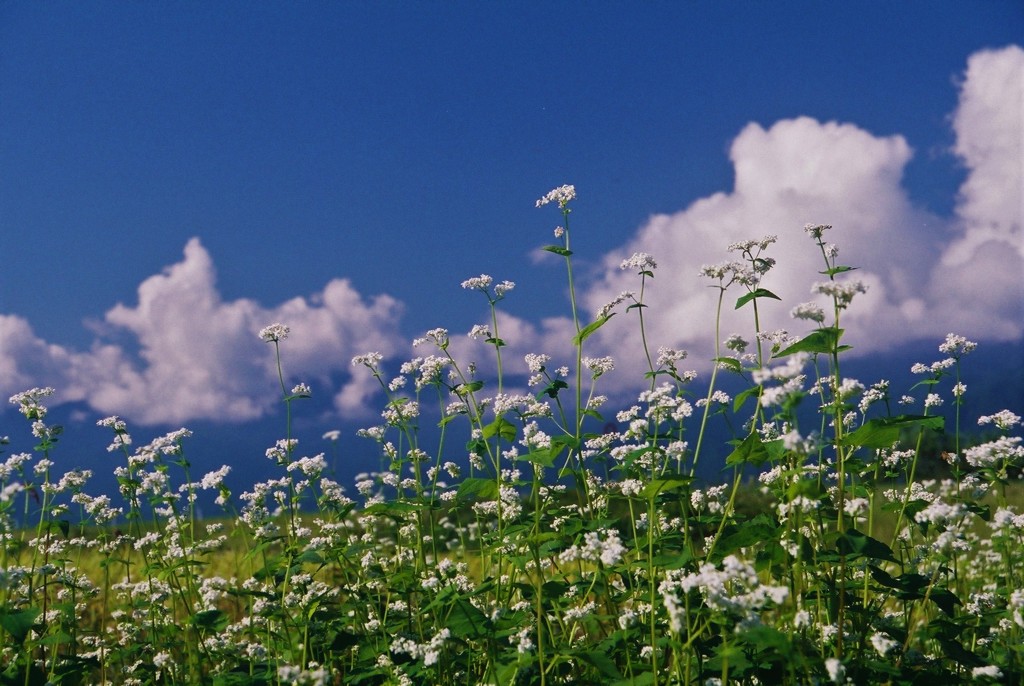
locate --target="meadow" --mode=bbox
[2,185,1023,685]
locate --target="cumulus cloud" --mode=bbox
[1,238,404,424]
[0,315,76,397]
[2,46,1020,421]
[933,45,1024,336]
[571,46,1023,395]
[574,116,937,387]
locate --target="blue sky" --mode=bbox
[1,3,1022,473]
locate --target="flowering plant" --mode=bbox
[0,187,1021,685]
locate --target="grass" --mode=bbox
[1,186,1023,685]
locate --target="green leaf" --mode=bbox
[191,609,230,632]
[0,662,48,686]
[819,265,857,276]
[735,288,781,310]
[611,672,655,686]
[213,665,275,686]
[739,624,793,659]
[836,528,896,562]
[869,567,928,595]
[733,385,762,413]
[543,245,573,257]
[461,380,485,394]
[725,432,771,467]
[49,655,101,683]
[576,650,622,679]
[841,414,944,449]
[0,606,40,645]
[482,417,517,442]
[651,547,694,570]
[708,642,751,673]
[713,516,777,558]
[457,478,499,502]
[493,661,520,686]
[869,567,960,614]
[774,327,844,357]
[550,434,580,453]
[573,314,614,347]
[445,598,491,639]
[466,437,487,457]
[438,413,461,428]
[930,588,962,616]
[641,474,692,498]
[519,450,555,468]
[965,501,991,521]
[540,379,568,399]
[40,519,71,538]
[524,436,573,469]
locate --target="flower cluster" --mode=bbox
[259,323,290,342]
[535,184,576,208]
[1,192,1021,686]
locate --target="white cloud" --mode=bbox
[949,45,1024,252]
[575,116,936,390]
[2,47,1020,422]
[933,45,1024,337]
[2,238,404,424]
[572,46,1023,400]
[78,238,270,424]
[0,315,76,397]
[267,277,404,415]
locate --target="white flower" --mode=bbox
[656,347,687,366]
[938,333,977,357]
[583,356,615,378]
[259,323,290,342]
[535,184,576,208]
[468,324,491,340]
[804,223,832,239]
[971,665,1002,680]
[413,327,449,348]
[494,280,515,297]
[352,352,383,368]
[8,387,55,418]
[978,410,1021,431]
[558,529,626,567]
[524,353,550,373]
[825,658,845,683]
[699,260,757,287]
[728,235,778,253]
[620,252,657,272]
[199,465,231,490]
[511,627,534,653]
[790,301,826,323]
[595,290,635,319]
[812,279,867,309]
[1010,589,1024,628]
[963,436,1024,468]
[660,555,788,628]
[870,631,899,656]
[461,274,493,290]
